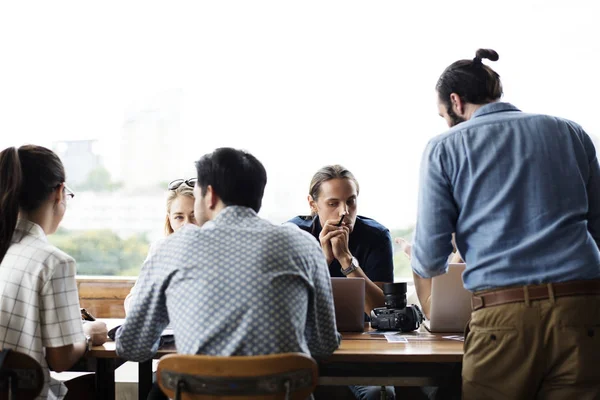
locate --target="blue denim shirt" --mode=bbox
[412,102,600,291]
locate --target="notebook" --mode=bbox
[423,263,472,333]
[330,277,365,332]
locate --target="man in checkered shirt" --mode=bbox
[116,148,341,397]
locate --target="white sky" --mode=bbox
[1,1,599,230]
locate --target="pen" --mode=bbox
[337,215,345,226]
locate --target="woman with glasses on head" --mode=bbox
[124,178,198,313]
[0,145,108,400]
[163,178,197,234]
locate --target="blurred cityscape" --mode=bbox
[53,92,185,242]
[49,97,414,278]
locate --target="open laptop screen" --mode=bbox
[424,263,471,333]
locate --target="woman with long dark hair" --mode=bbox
[0,145,107,400]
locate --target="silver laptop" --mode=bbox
[423,263,472,333]
[330,277,365,332]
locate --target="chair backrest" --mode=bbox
[157,352,318,400]
[0,349,44,400]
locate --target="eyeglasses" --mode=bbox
[54,183,75,199]
[168,178,197,190]
[64,184,75,199]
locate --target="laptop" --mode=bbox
[423,263,472,333]
[330,277,365,332]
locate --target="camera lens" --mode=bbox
[382,282,407,309]
[383,282,407,295]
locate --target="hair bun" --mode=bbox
[475,48,499,62]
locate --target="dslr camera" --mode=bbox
[370,282,424,332]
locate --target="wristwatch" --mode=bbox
[341,256,359,276]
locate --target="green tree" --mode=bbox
[50,228,149,276]
[77,167,123,192]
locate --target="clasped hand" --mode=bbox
[319,218,351,265]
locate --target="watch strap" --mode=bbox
[340,257,358,276]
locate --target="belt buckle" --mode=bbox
[471,295,484,311]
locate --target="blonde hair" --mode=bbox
[164,184,195,235]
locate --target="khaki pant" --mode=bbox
[462,293,600,400]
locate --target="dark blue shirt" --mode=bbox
[288,215,394,283]
[412,102,600,291]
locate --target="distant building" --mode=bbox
[53,140,101,186]
[120,89,188,191]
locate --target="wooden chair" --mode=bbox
[0,349,44,400]
[157,352,318,400]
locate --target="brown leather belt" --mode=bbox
[471,279,600,311]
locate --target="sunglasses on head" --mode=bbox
[168,178,197,190]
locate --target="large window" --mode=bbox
[1,2,598,279]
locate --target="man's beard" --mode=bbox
[447,107,466,127]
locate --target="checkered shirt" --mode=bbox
[116,206,341,362]
[124,238,164,314]
[0,219,85,400]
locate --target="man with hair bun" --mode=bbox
[412,49,600,398]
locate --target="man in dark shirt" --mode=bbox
[289,214,394,283]
[288,164,395,400]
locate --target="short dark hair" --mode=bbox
[436,48,503,110]
[0,145,65,263]
[195,147,267,213]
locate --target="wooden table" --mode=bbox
[88,321,463,400]
[317,331,463,389]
